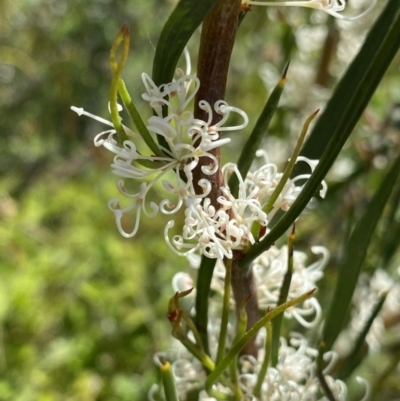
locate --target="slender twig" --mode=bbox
[253,320,272,397]
[216,258,233,364]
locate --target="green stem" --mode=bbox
[180,337,215,372]
[109,26,129,142]
[216,258,232,364]
[253,320,272,398]
[182,313,206,354]
[160,360,180,401]
[229,297,249,400]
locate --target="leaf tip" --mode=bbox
[308,288,317,296]
[280,61,290,84]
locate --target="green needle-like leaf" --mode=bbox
[229,63,288,198]
[194,256,217,355]
[117,79,164,157]
[216,259,232,364]
[152,0,220,150]
[152,0,221,87]
[253,320,272,398]
[323,153,400,351]
[262,110,318,215]
[239,0,400,268]
[294,0,400,174]
[270,225,295,367]
[338,291,388,380]
[109,26,130,142]
[160,359,180,401]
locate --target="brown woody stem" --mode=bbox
[193,0,242,205]
[194,0,259,357]
[230,258,259,357]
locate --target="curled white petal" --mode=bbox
[243,0,377,21]
[357,376,371,401]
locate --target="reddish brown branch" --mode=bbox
[193,0,242,205]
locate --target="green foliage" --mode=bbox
[324,153,400,350]
[152,0,220,87]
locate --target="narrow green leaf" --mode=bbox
[379,178,400,268]
[160,359,180,401]
[152,0,221,87]
[229,297,248,398]
[294,0,400,174]
[253,320,272,398]
[117,79,164,157]
[270,225,295,367]
[216,259,232,364]
[109,26,129,142]
[262,109,318,215]
[338,291,388,380]
[239,0,400,268]
[323,153,400,351]
[228,63,288,198]
[194,256,216,356]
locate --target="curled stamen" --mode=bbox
[242,0,377,21]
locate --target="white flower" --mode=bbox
[164,163,269,259]
[242,0,377,20]
[165,149,327,259]
[237,333,345,401]
[252,245,328,327]
[71,56,247,240]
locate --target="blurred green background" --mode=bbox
[1,0,400,400]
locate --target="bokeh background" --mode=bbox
[1,0,399,400]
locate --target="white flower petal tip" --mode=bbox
[71,106,83,115]
[243,0,377,21]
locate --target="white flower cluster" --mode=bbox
[166,154,326,259]
[149,330,354,401]
[72,57,325,259]
[234,333,346,401]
